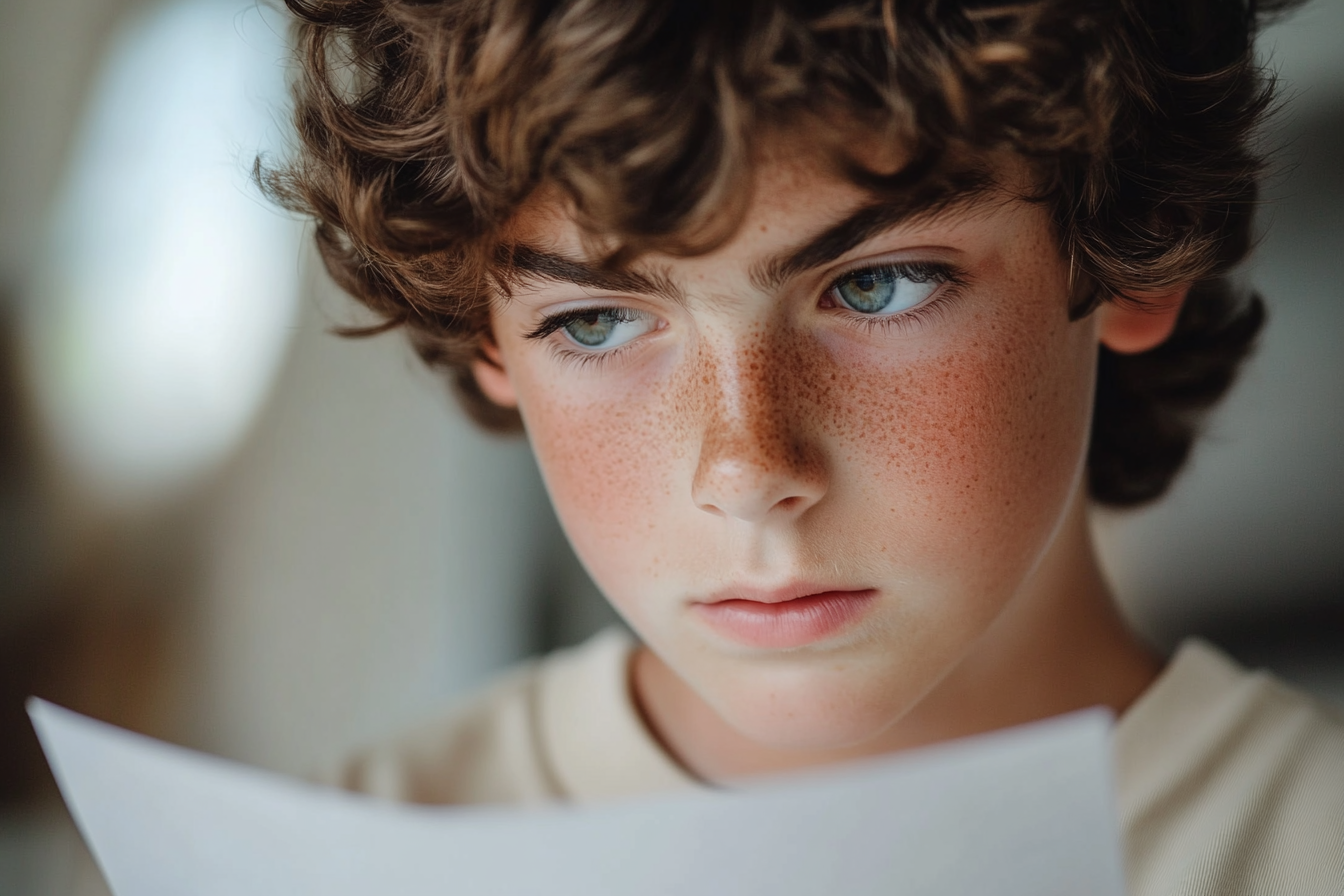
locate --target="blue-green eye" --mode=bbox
[526,306,658,349]
[563,309,626,346]
[829,264,944,315]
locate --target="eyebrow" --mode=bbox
[749,174,999,292]
[502,246,686,304]
[502,171,999,300]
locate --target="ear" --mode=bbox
[1097,285,1191,355]
[470,339,518,408]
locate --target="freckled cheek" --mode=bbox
[822,318,1093,573]
[512,362,691,593]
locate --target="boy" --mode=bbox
[268,0,1344,892]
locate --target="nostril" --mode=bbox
[691,452,827,523]
[696,498,728,517]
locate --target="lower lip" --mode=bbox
[692,590,878,649]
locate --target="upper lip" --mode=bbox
[698,583,865,605]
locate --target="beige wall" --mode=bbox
[1096,0,1344,644]
[185,260,565,774]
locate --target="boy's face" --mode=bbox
[478,137,1101,751]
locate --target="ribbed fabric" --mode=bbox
[1115,640,1344,896]
[331,629,694,806]
[336,631,1344,894]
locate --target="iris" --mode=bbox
[836,270,897,313]
[830,264,943,316]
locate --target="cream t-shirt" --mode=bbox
[334,630,1344,896]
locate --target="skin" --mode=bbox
[473,136,1186,783]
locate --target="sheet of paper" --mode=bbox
[30,698,1126,896]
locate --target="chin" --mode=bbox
[704,659,916,754]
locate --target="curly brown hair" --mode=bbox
[263,0,1300,506]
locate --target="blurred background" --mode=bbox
[0,1,1340,893]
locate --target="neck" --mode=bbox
[631,492,1162,783]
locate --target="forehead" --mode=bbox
[498,131,1028,288]
[507,131,862,240]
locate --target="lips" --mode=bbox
[692,585,878,649]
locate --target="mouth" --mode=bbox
[692,584,878,649]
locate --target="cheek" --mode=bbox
[512,358,691,597]
[808,299,1095,601]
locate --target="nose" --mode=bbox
[690,342,828,523]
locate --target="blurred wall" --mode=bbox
[2,2,587,890]
[1095,1,1344,703]
[0,0,141,297]
[184,263,567,775]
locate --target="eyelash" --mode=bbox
[526,260,968,367]
[549,339,637,371]
[836,290,959,336]
[824,260,967,335]
[523,307,647,371]
[523,307,644,341]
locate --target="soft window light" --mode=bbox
[23,0,302,508]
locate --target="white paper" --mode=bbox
[29,698,1126,896]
